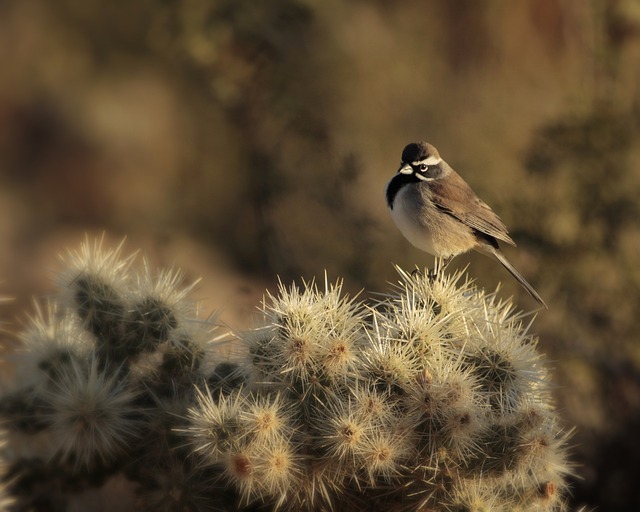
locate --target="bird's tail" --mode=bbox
[484,247,548,309]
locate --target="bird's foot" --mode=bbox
[428,257,453,280]
[411,257,453,281]
[410,267,438,282]
[437,256,453,273]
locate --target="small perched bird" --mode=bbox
[386,141,547,308]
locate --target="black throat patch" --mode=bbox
[386,172,419,209]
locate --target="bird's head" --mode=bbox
[398,142,444,181]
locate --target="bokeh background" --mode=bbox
[1,0,640,509]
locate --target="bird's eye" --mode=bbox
[420,164,428,171]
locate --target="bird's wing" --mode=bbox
[429,170,516,246]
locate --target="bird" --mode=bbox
[385,141,547,308]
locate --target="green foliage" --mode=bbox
[0,239,571,511]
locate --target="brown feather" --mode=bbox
[428,165,516,246]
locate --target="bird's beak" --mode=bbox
[398,163,413,174]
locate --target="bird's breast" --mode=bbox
[389,185,438,256]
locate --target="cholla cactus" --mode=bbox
[0,238,571,511]
[0,237,227,510]
[185,269,571,511]
[0,431,13,510]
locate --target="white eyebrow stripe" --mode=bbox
[413,156,442,166]
[414,173,434,181]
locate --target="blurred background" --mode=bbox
[0,0,639,509]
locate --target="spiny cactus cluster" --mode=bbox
[0,238,226,511]
[0,238,571,511]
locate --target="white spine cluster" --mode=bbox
[186,268,571,511]
[0,239,571,511]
